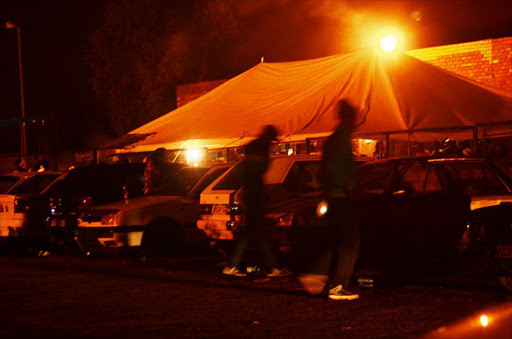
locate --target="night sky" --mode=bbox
[1,0,511,154]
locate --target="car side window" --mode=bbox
[446,163,509,195]
[424,167,443,192]
[400,164,443,194]
[356,163,393,194]
[283,161,322,192]
[401,164,428,194]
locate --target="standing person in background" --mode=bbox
[414,142,431,157]
[144,147,168,195]
[14,157,28,172]
[223,125,291,278]
[321,99,360,300]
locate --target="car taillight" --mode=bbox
[101,213,119,225]
[211,204,243,216]
[14,199,30,213]
[49,197,63,215]
[200,204,213,215]
[77,196,93,212]
[228,204,242,216]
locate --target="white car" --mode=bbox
[197,154,325,241]
[0,171,63,238]
[75,163,232,255]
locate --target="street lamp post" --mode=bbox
[6,21,27,156]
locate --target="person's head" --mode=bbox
[260,125,278,143]
[151,147,167,164]
[337,99,357,129]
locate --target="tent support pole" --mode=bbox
[407,133,411,157]
[385,134,390,158]
[473,126,478,154]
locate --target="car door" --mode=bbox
[358,161,470,264]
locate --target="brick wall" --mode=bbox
[406,37,512,93]
[176,37,512,106]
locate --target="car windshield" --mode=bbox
[213,161,244,191]
[8,174,61,195]
[168,167,211,196]
[0,175,21,193]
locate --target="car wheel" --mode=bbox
[141,220,184,257]
[497,276,512,294]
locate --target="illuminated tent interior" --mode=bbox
[116,47,512,152]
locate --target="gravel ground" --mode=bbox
[0,256,510,338]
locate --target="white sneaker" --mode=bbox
[328,285,359,300]
[267,267,292,277]
[222,266,247,277]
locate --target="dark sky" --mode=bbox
[1,0,511,153]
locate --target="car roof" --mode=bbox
[179,162,233,170]
[360,156,489,166]
[4,171,64,195]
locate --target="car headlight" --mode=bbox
[101,213,119,225]
[316,200,328,217]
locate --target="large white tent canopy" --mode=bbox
[117,47,512,152]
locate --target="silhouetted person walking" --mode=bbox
[321,99,360,300]
[223,125,290,278]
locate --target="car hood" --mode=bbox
[87,195,184,212]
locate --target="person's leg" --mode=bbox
[227,226,249,269]
[327,198,360,288]
[256,229,278,269]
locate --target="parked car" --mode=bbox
[0,171,40,194]
[44,163,153,251]
[0,163,153,254]
[197,154,325,242]
[75,163,233,256]
[197,154,367,242]
[0,171,63,249]
[266,156,512,292]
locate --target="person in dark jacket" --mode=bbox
[223,125,290,278]
[321,99,360,300]
[144,148,168,195]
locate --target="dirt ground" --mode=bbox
[1,255,511,338]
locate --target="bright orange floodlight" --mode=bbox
[373,28,405,53]
[380,35,398,52]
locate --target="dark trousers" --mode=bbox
[327,197,360,289]
[228,196,277,269]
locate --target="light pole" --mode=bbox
[6,21,27,156]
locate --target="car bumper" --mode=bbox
[75,225,146,252]
[196,219,241,240]
[0,215,47,238]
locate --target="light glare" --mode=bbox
[380,35,397,52]
[480,315,489,327]
[186,148,204,165]
[316,200,328,217]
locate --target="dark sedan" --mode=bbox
[268,157,512,292]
